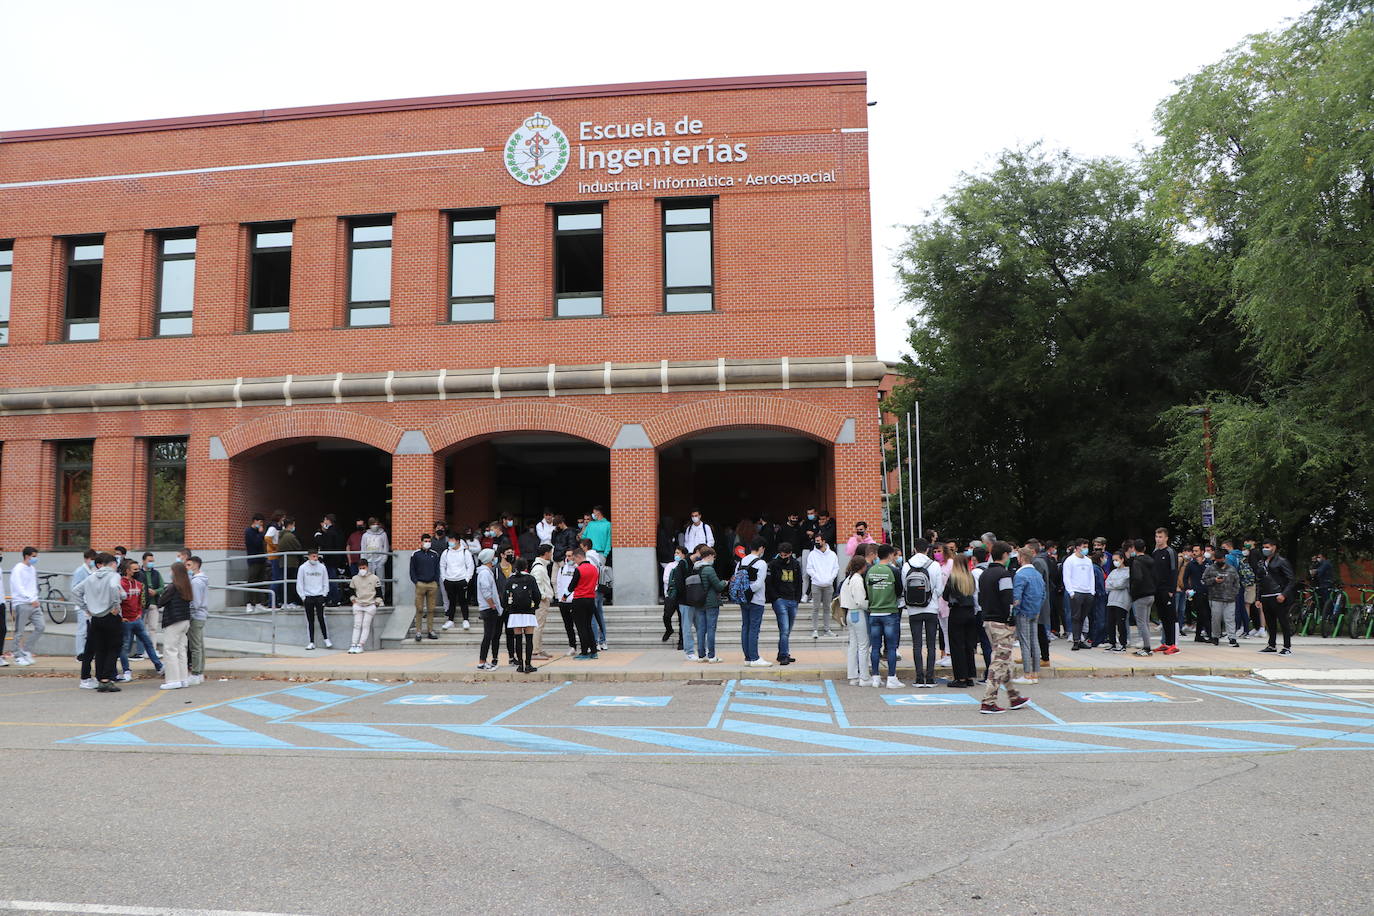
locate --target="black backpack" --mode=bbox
[505,576,536,613]
[903,559,934,607]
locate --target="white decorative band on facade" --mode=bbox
[0,356,891,415]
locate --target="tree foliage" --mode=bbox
[888,147,1245,543]
[1150,0,1374,555]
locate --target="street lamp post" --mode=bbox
[1188,406,1217,548]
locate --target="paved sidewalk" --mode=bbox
[4,634,1373,683]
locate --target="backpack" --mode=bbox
[903,558,934,607]
[683,569,707,606]
[505,576,536,613]
[728,557,760,605]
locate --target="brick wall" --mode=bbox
[0,75,883,557]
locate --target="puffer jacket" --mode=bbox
[157,585,194,626]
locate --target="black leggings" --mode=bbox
[444,580,469,621]
[908,613,938,681]
[479,609,502,662]
[558,602,577,647]
[947,612,979,682]
[304,596,328,641]
[663,598,678,633]
[1108,605,1128,646]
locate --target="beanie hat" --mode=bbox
[478,548,496,566]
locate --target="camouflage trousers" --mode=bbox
[982,620,1022,704]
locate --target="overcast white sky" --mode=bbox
[2,0,1310,361]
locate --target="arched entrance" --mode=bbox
[440,433,610,536]
[229,438,393,533]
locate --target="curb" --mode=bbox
[0,663,1263,684]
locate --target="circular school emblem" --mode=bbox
[504,112,570,186]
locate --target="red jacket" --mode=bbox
[119,577,143,621]
[569,561,600,600]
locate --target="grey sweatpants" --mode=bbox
[1131,597,1154,650]
[12,602,44,655]
[1210,600,1237,641]
[1016,615,1040,675]
[810,585,835,633]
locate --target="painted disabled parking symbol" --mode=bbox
[575,696,673,707]
[386,695,486,706]
[1064,691,1177,704]
[882,694,979,706]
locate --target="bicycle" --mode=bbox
[1319,590,1347,638]
[1348,587,1374,640]
[1295,586,1320,636]
[38,573,70,624]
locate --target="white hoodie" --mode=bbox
[441,545,475,582]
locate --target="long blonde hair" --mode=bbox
[947,560,974,597]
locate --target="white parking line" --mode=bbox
[0,902,316,916]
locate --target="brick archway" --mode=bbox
[424,402,620,454]
[219,409,406,458]
[642,396,846,448]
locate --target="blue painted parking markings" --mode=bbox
[576,696,672,707]
[56,675,1374,758]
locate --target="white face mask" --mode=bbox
[422,541,432,550]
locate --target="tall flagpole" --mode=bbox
[913,401,923,541]
[906,411,916,549]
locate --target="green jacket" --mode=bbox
[276,529,304,574]
[697,562,726,609]
[864,561,899,615]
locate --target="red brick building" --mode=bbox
[0,72,884,606]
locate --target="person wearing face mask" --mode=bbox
[815,512,837,553]
[9,547,43,667]
[314,514,347,606]
[1183,545,1212,643]
[1202,551,1240,646]
[1062,539,1096,650]
[680,509,714,553]
[583,507,612,560]
[1104,549,1132,652]
[71,552,123,691]
[845,522,876,558]
[409,534,441,642]
[70,549,98,665]
[244,514,267,610]
[359,517,391,604]
[346,518,367,577]
[440,533,475,631]
[1256,539,1296,655]
[806,536,841,640]
[498,515,522,558]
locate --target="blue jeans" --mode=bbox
[867,613,901,678]
[592,594,606,644]
[680,604,699,656]
[741,602,765,661]
[1091,595,1108,645]
[120,619,161,673]
[694,606,719,659]
[772,598,798,658]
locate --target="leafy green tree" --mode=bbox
[888,147,1245,543]
[1150,0,1374,556]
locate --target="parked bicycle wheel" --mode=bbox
[43,588,69,624]
[1320,593,1344,638]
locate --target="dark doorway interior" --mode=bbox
[658,429,828,540]
[444,434,610,529]
[237,439,392,531]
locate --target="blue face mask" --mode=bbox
[807,514,816,520]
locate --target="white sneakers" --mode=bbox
[442,620,453,630]
[117,671,132,682]
[871,675,882,688]
[324,639,333,649]
[14,655,34,667]
[186,674,204,686]
[305,642,315,650]
[707,656,722,663]
[79,678,97,689]
[0,657,8,667]
[886,676,905,688]
[565,645,578,656]
[686,654,699,662]
[811,630,820,639]
[849,678,861,686]
[1012,676,1036,685]
[462,620,471,629]
[748,659,773,667]
[347,645,362,654]
[160,681,184,690]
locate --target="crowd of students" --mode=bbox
[1,545,209,693]
[660,526,1304,714]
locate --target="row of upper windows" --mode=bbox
[0,199,714,343]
